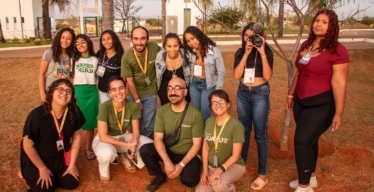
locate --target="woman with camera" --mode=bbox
[233,22,273,190]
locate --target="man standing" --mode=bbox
[140,78,204,192]
[121,26,160,139]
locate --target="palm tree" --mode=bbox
[0,20,5,43]
[102,0,114,30]
[161,0,166,39]
[42,0,71,39]
[278,0,284,37]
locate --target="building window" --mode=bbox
[5,17,9,30]
[22,17,24,23]
[14,17,17,30]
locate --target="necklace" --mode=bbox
[167,55,180,78]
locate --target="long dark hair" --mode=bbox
[163,32,183,49]
[98,30,124,56]
[44,79,79,122]
[301,9,340,54]
[183,26,216,66]
[71,34,95,78]
[51,28,76,63]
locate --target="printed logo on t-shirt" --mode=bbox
[53,59,70,79]
[123,119,130,122]
[76,63,94,73]
[182,124,191,128]
[149,59,156,64]
[205,133,230,144]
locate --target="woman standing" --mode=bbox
[72,34,99,160]
[96,30,125,104]
[233,23,273,190]
[20,79,85,191]
[155,32,192,105]
[196,90,246,192]
[183,26,226,121]
[38,28,76,103]
[286,9,349,192]
[92,76,153,183]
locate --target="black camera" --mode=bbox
[248,34,263,47]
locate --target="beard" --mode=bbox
[168,94,184,105]
[134,43,146,53]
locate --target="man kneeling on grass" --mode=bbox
[140,77,204,192]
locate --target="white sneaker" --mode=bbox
[295,186,314,192]
[289,176,318,189]
[119,152,137,172]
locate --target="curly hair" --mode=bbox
[301,9,340,54]
[98,30,124,56]
[162,32,183,49]
[44,79,79,123]
[182,26,216,66]
[51,28,76,63]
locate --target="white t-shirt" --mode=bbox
[73,56,98,85]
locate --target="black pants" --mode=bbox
[139,143,201,188]
[293,90,335,185]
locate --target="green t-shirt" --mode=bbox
[204,116,245,167]
[97,99,141,136]
[121,41,160,98]
[154,103,204,155]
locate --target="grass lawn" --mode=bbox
[0,49,373,191]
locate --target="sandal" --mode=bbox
[250,177,268,190]
[86,150,96,160]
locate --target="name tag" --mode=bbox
[244,68,255,83]
[194,65,202,76]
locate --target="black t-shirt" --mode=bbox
[96,50,123,92]
[22,105,85,158]
[234,44,274,78]
[159,67,185,91]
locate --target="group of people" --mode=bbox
[19,9,349,192]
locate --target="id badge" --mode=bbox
[56,140,64,151]
[244,68,255,83]
[96,66,106,77]
[213,154,219,167]
[194,65,202,76]
[145,76,151,86]
[298,53,312,65]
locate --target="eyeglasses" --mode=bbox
[211,100,226,106]
[110,86,125,92]
[166,86,186,92]
[55,87,72,95]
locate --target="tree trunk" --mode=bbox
[102,0,114,31]
[42,0,51,39]
[278,0,284,37]
[280,60,295,151]
[122,19,126,34]
[161,0,166,39]
[203,6,207,33]
[0,20,5,43]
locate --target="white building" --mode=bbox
[0,0,56,39]
[165,0,202,35]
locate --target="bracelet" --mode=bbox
[287,95,294,99]
[135,99,141,103]
[38,166,46,171]
[219,165,226,172]
[179,162,185,168]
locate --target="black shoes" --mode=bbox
[146,173,166,192]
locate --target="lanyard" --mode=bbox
[51,107,68,139]
[213,115,230,153]
[102,51,116,66]
[113,100,125,134]
[245,50,258,69]
[133,48,148,75]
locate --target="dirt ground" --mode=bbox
[0,49,373,192]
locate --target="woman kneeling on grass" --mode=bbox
[196,90,246,192]
[92,76,153,183]
[20,79,85,191]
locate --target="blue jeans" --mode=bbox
[189,77,215,121]
[128,94,157,140]
[237,81,270,175]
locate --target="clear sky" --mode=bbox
[55,0,374,20]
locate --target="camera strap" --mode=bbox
[244,50,258,83]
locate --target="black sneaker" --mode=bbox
[146,173,166,192]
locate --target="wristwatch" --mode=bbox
[179,162,185,168]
